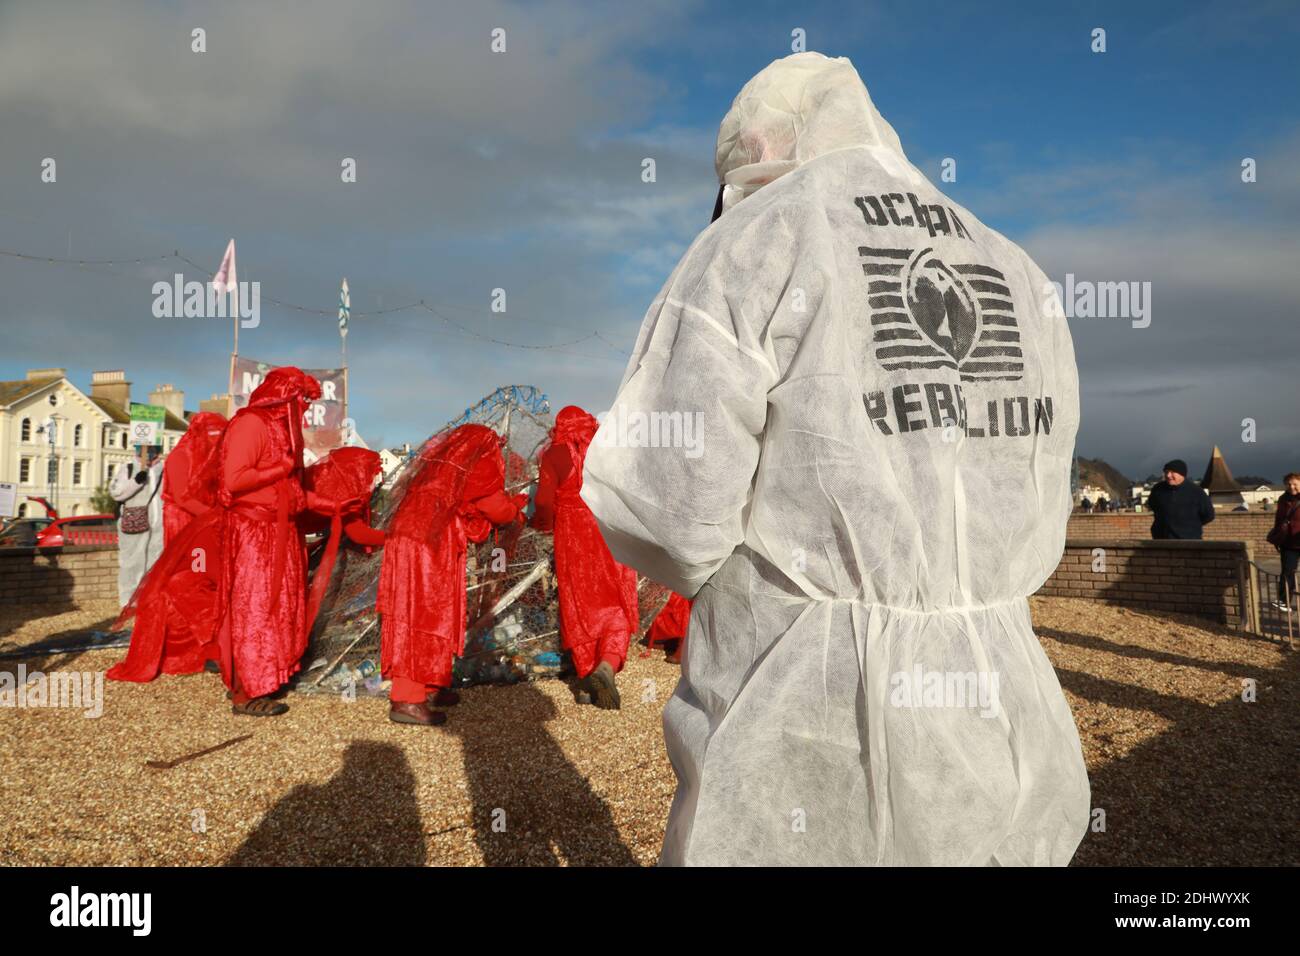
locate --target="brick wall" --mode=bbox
[1067,511,1275,555]
[0,536,1268,631]
[1037,539,1252,628]
[0,545,119,606]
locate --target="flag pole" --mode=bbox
[214,238,240,416]
[338,278,350,430]
[214,239,239,415]
[227,352,236,419]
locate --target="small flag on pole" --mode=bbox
[213,239,237,296]
[338,278,350,338]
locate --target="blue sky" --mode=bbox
[2,0,1298,481]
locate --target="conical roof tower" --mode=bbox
[1201,445,1241,492]
[1200,446,1244,509]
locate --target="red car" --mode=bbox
[36,514,119,548]
[0,517,53,548]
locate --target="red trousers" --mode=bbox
[389,670,452,704]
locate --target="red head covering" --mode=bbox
[549,405,599,458]
[386,424,505,545]
[248,366,323,408]
[304,446,382,503]
[168,411,228,511]
[247,366,322,464]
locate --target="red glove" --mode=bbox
[344,518,386,549]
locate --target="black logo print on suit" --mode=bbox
[859,246,1024,382]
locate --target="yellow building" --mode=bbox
[0,368,188,518]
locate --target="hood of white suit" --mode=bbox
[714,52,907,213]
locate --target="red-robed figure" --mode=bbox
[219,367,356,717]
[300,445,388,643]
[378,424,525,727]
[646,592,692,664]
[531,405,638,709]
[107,412,228,682]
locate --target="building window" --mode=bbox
[19,458,32,483]
[17,503,27,518]
[73,461,84,486]
[47,459,58,485]
[74,424,84,447]
[21,418,32,441]
[121,432,128,449]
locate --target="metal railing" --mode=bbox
[1249,559,1296,645]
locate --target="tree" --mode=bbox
[91,484,119,517]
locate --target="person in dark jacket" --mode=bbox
[1147,459,1215,539]
[1269,472,1300,611]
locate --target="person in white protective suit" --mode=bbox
[581,52,1090,866]
[110,445,165,608]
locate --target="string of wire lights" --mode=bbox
[1,245,633,357]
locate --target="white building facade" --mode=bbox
[0,369,187,519]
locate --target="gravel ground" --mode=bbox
[0,597,1294,866]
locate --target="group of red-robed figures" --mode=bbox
[108,369,691,725]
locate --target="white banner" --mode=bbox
[0,482,17,518]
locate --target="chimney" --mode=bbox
[26,368,67,381]
[149,383,185,421]
[199,393,232,417]
[90,370,131,409]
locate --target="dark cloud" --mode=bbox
[1010,131,1300,481]
[0,0,713,448]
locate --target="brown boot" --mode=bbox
[581,661,620,710]
[427,687,461,707]
[389,701,447,726]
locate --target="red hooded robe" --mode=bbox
[647,592,692,653]
[217,368,321,699]
[107,411,229,682]
[378,424,524,696]
[531,406,638,677]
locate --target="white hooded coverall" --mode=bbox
[111,458,164,608]
[581,53,1090,865]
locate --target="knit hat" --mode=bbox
[1163,459,1188,477]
